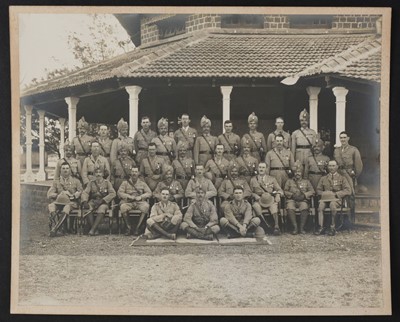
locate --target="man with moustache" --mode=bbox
[218,120,241,161]
[172,141,195,190]
[152,117,176,165]
[241,112,267,162]
[266,117,291,151]
[71,117,95,166]
[193,115,218,166]
[110,118,135,165]
[133,116,158,165]
[174,113,197,159]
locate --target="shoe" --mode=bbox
[273,228,281,236]
[300,229,306,235]
[328,228,336,236]
[314,227,325,235]
[49,231,56,237]
[291,229,298,235]
[124,226,131,236]
[186,233,192,239]
[169,233,177,241]
[88,230,95,236]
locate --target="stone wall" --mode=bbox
[332,15,380,30]
[264,15,290,29]
[185,14,221,33]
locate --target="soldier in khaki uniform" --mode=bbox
[291,109,317,167]
[251,162,283,235]
[241,112,267,162]
[316,160,351,236]
[97,125,113,164]
[218,165,252,216]
[118,167,152,236]
[174,113,197,159]
[218,120,241,161]
[139,142,165,191]
[180,186,220,240]
[185,164,217,200]
[110,143,136,192]
[204,144,231,190]
[54,143,82,182]
[304,139,329,191]
[193,115,218,166]
[82,142,110,186]
[71,117,95,166]
[152,117,177,165]
[144,188,183,240]
[233,143,259,183]
[172,141,195,190]
[220,186,262,238]
[47,162,83,236]
[133,116,157,165]
[81,167,116,236]
[284,162,315,235]
[153,166,184,204]
[110,118,135,165]
[266,117,291,151]
[265,134,295,188]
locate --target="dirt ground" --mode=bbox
[18,209,383,309]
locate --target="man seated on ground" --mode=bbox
[316,159,351,236]
[81,167,116,236]
[180,186,220,240]
[284,161,315,235]
[143,188,183,240]
[250,162,283,236]
[118,167,152,236]
[204,143,230,190]
[153,166,184,204]
[220,186,264,238]
[47,162,83,237]
[185,164,217,201]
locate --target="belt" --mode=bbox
[270,167,289,170]
[296,145,311,149]
[156,152,169,156]
[199,151,211,154]
[87,171,94,175]
[103,154,110,157]
[76,152,88,156]
[176,175,189,180]
[309,171,324,175]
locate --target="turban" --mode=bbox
[117,118,129,131]
[117,141,130,153]
[248,112,258,123]
[157,117,168,129]
[299,109,309,121]
[200,115,211,127]
[77,117,89,130]
[313,138,325,150]
[63,140,74,151]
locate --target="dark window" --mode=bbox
[156,16,187,40]
[289,15,333,29]
[221,14,264,29]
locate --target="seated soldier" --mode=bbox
[47,162,83,237]
[284,161,315,235]
[81,167,116,236]
[204,143,230,190]
[153,166,184,204]
[220,186,263,238]
[82,141,111,187]
[185,164,217,201]
[139,142,165,191]
[143,188,183,240]
[180,186,220,240]
[118,167,152,236]
[251,162,283,236]
[172,141,195,190]
[316,160,351,236]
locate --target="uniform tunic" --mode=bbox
[97,137,113,164]
[47,176,82,213]
[241,132,267,162]
[151,135,177,165]
[174,127,197,159]
[71,134,95,166]
[133,129,158,165]
[250,175,283,214]
[153,180,184,202]
[185,177,217,200]
[284,178,315,211]
[291,127,317,165]
[304,154,330,190]
[110,135,135,166]
[117,179,152,214]
[204,157,231,190]
[218,132,241,161]
[193,134,218,166]
[81,179,116,214]
[317,172,351,210]
[81,155,110,185]
[54,157,82,182]
[172,157,195,190]
[266,130,291,151]
[218,177,252,214]
[223,200,253,226]
[334,144,363,193]
[265,147,295,188]
[139,156,165,191]
[111,156,136,192]
[149,201,183,225]
[183,199,219,229]
[232,155,259,183]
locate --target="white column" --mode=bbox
[23,105,35,182]
[332,86,349,147]
[36,110,46,181]
[65,97,79,142]
[125,86,142,137]
[306,86,321,133]
[220,86,233,129]
[59,118,66,158]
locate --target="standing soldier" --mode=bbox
[220,186,263,238]
[139,142,165,191]
[265,134,295,188]
[284,162,315,235]
[97,124,113,165]
[152,117,176,165]
[291,109,317,167]
[180,186,220,240]
[266,117,291,151]
[47,162,83,237]
[110,118,135,166]
[193,115,218,166]
[241,112,267,162]
[172,142,195,190]
[133,116,157,165]
[81,167,116,236]
[304,139,329,191]
[110,143,136,192]
[218,120,241,161]
[153,166,184,204]
[204,144,230,190]
[233,143,259,184]
[118,167,152,236]
[72,117,95,166]
[185,164,217,201]
[144,188,183,240]
[174,113,197,159]
[82,142,110,187]
[54,142,81,182]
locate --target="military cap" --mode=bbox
[200,115,211,127]
[157,117,168,129]
[54,192,71,205]
[77,117,89,130]
[259,193,274,208]
[299,109,309,121]
[248,112,258,123]
[117,118,129,131]
[320,191,339,202]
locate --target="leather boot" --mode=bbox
[287,210,298,235]
[300,210,308,234]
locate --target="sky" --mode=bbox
[19,14,134,87]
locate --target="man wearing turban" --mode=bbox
[193,115,218,166]
[151,117,177,165]
[110,118,135,165]
[240,112,267,162]
[71,117,95,166]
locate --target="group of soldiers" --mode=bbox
[47,109,363,240]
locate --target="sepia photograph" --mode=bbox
[10,6,391,315]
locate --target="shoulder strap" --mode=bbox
[158,136,170,153]
[299,128,320,165]
[138,130,151,145]
[246,133,260,148]
[222,133,234,151]
[63,158,82,181]
[77,136,87,154]
[202,135,214,154]
[97,139,108,155]
[179,128,190,142]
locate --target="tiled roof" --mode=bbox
[339,52,381,82]
[21,31,380,97]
